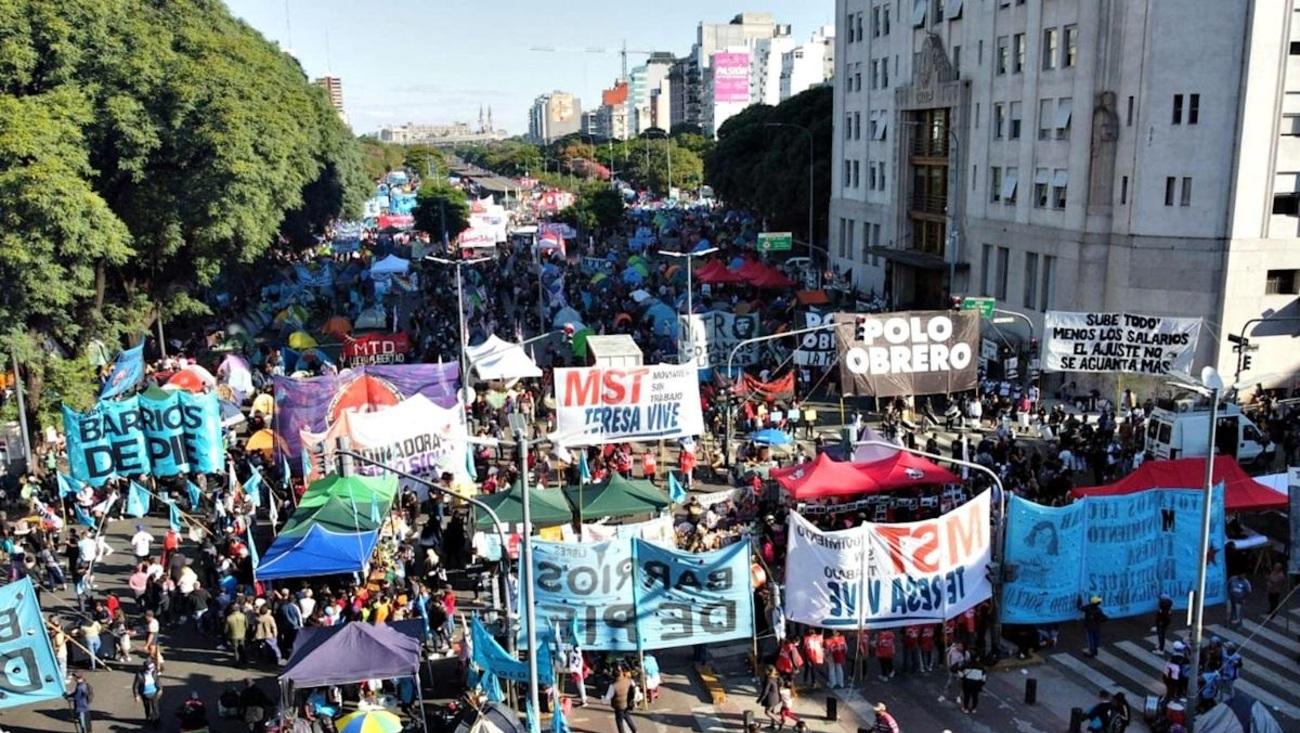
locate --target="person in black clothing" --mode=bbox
[1110,691,1131,732]
[1085,690,1114,732]
[239,678,273,733]
[1153,593,1173,653]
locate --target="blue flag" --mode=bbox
[482,671,504,703]
[526,700,540,733]
[244,466,262,508]
[0,578,67,709]
[167,500,184,532]
[58,472,81,498]
[668,471,686,504]
[73,505,96,528]
[578,450,591,484]
[280,452,292,489]
[465,444,478,481]
[186,480,202,509]
[246,522,259,570]
[300,447,311,479]
[125,480,151,518]
[551,695,571,733]
[280,347,301,373]
[569,614,581,649]
[100,342,144,399]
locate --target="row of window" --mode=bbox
[842,159,889,191]
[836,218,886,265]
[842,111,891,142]
[991,97,1072,141]
[981,244,1057,312]
[995,27,1078,76]
[846,5,891,44]
[988,166,1069,209]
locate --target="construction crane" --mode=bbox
[528,40,658,81]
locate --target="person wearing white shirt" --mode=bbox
[130,526,153,560]
[298,589,316,620]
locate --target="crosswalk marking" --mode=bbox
[1115,640,1300,720]
[1205,625,1297,672]
[1095,648,1163,695]
[691,705,728,733]
[1242,619,1300,655]
[1050,652,1138,702]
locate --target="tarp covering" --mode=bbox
[474,482,573,530]
[563,473,671,521]
[772,453,877,499]
[1071,456,1286,512]
[370,254,410,276]
[282,475,398,536]
[256,524,381,581]
[694,260,746,285]
[466,335,543,381]
[281,619,423,688]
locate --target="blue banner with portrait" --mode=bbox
[1002,488,1226,623]
[63,391,225,485]
[100,342,144,399]
[0,577,65,710]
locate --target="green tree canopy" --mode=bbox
[414,181,471,244]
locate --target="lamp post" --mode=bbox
[425,255,491,402]
[763,122,815,260]
[853,439,1008,650]
[644,129,672,198]
[658,247,718,364]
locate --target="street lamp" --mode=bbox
[644,129,673,198]
[763,122,815,260]
[658,247,718,363]
[425,255,492,403]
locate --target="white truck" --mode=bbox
[1144,399,1266,463]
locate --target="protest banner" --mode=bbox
[100,342,144,399]
[0,577,66,710]
[554,364,703,446]
[784,491,992,629]
[681,311,762,373]
[578,514,675,545]
[63,391,223,485]
[794,309,836,367]
[1042,310,1200,374]
[524,537,753,651]
[580,256,617,276]
[342,332,411,367]
[273,363,460,466]
[1002,488,1226,623]
[835,311,979,397]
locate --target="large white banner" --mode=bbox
[1042,311,1200,375]
[554,364,704,446]
[681,311,761,371]
[784,490,993,629]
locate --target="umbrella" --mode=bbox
[748,428,794,446]
[245,429,274,454]
[288,331,317,349]
[590,273,608,284]
[166,365,215,393]
[621,268,644,285]
[336,710,403,733]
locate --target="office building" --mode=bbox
[780,25,837,101]
[313,75,346,123]
[528,91,582,143]
[629,53,676,134]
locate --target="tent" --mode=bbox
[284,474,399,535]
[854,451,962,491]
[466,335,543,381]
[354,305,387,330]
[552,307,584,330]
[450,703,526,733]
[1197,693,1284,733]
[643,302,679,337]
[772,453,878,500]
[748,428,793,446]
[473,483,573,530]
[288,331,318,349]
[245,428,275,454]
[370,254,410,276]
[750,268,796,289]
[1070,456,1286,512]
[281,619,422,688]
[321,315,352,339]
[256,524,382,581]
[564,474,671,521]
[695,261,746,285]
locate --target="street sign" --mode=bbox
[961,296,996,319]
[756,232,794,252]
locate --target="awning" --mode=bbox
[865,246,970,271]
[1000,171,1018,201]
[912,0,927,26]
[466,335,543,381]
[1070,456,1287,512]
[947,0,964,18]
[1054,98,1073,130]
[1034,168,1050,185]
[281,619,423,688]
[1052,170,1069,188]
[854,451,962,491]
[772,453,878,500]
[874,115,889,141]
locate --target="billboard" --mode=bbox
[834,311,980,397]
[712,52,751,104]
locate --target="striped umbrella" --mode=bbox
[335,710,403,733]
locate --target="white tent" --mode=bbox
[370,254,410,277]
[465,335,543,381]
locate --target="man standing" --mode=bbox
[1227,573,1252,627]
[225,604,248,664]
[66,672,94,733]
[602,665,640,733]
[131,659,163,726]
[129,525,153,564]
[1153,593,1173,653]
[254,606,280,665]
[1079,596,1108,657]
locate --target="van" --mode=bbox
[1144,399,1265,464]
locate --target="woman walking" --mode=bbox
[959,660,987,714]
[131,659,163,726]
[757,668,782,729]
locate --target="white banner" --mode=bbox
[1042,310,1200,374]
[681,311,761,371]
[554,364,704,446]
[784,490,993,629]
[794,310,836,367]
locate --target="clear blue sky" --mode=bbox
[223,1,833,136]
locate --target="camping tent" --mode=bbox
[283,475,398,535]
[1070,456,1286,512]
[466,335,543,381]
[564,474,671,521]
[1197,693,1284,733]
[473,483,573,530]
[256,524,382,581]
[281,619,422,688]
[451,703,526,733]
[771,453,878,500]
[854,451,962,492]
[370,254,410,277]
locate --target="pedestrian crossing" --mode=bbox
[1046,607,1300,722]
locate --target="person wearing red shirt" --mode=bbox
[800,627,825,689]
[825,630,848,689]
[641,450,657,483]
[162,528,181,569]
[919,624,937,672]
[875,629,896,681]
[902,624,921,675]
[679,450,696,489]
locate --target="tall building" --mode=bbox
[629,53,676,135]
[753,35,798,105]
[528,91,582,143]
[682,12,791,135]
[780,25,836,101]
[313,75,346,122]
[829,0,1300,384]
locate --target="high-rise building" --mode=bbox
[683,12,791,135]
[629,53,676,135]
[780,25,836,101]
[313,76,346,122]
[528,91,582,143]
[829,0,1300,384]
[753,35,798,105]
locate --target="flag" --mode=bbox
[244,465,262,508]
[668,471,686,504]
[125,480,151,518]
[100,342,144,399]
[482,671,504,703]
[167,500,184,532]
[300,447,311,479]
[73,505,95,528]
[279,451,292,489]
[281,347,301,373]
[550,694,572,733]
[578,450,591,484]
[465,444,478,481]
[526,700,540,733]
[33,498,64,531]
[268,489,279,527]
[58,473,81,498]
[186,480,202,509]
[246,522,259,570]
[369,494,381,524]
[568,614,581,650]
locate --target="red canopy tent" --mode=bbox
[772,453,878,500]
[854,452,962,492]
[750,267,796,289]
[1070,456,1285,512]
[695,260,747,284]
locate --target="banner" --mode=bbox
[553,364,703,446]
[682,311,762,372]
[784,491,993,629]
[1002,489,1226,623]
[100,342,144,399]
[1042,310,1200,374]
[342,333,411,367]
[794,310,836,367]
[835,311,979,397]
[581,257,616,276]
[734,372,795,401]
[712,51,751,104]
[376,213,414,230]
[525,537,753,651]
[63,391,223,485]
[472,616,553,683]
[273,364,460,466]
[0,577,65,710]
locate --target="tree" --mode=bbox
[413,181,471,245]
[359,138,406,180]
[404,145,445,180]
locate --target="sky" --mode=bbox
[223,1,833,137]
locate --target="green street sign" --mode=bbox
[756,231,793,252]
[961,296,996,319]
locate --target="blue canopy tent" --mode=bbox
[256,524,381,581]
[692,239,713,253]
[748,428,794,446]
[643,302,679,337]
[621,267,645,285]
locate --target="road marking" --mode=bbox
[1205,625,1297,673]
[1095,648,1163,695]
[1049,652,1138,702]
[1241,619,1300,655]
[691,705,728,733]
[1117,640,1300,720]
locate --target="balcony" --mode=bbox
[909,137,950,158]
[910,193,948,216]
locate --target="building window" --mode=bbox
[972,164,977,190]
[1043,28,1058,70]
[869,162,878,190]
[990,166,1003,202]
[1266,269,1300,295]
[1172,94,1183,125]
[1034,168,1049,208]
[1284,116,1300,136]
[1126,95,1134,126]
[1273,193,1300,215]
[872,6,880,37]
[953,45,961,75]
[1038,99,1054,139]
[1013,33,1026,73]
[844,160,852,187]
[884,5,890,34]
[1040,255,1056,311]
[853,160,861,188]
[881,59,889,87]
[994,103,1006,139]
[854,112,862,140]
[838,218,848,257]
[878,161,887,190]
[1009,101,1022,139]
[1064,25,1078,67]
[933,0,944,23]
[1180,177,1192,206]
[1165,176,1176,206]
[861,220,872,262]
[857,12,864,41]
[846,220,856,258]
[846,14,855,42]
[1120,175,1129,204]
[996,36,1009,75]
[1052,169,1068,209]
[1291,41,1300,55]
[974,102,981,129]
[873,224,882,252]
[1003,167,1019,204]
[912,0,927,27]
[981,244,993,296]
[996,246,1010,300]
[854,70,862,91]
[978,39,984,65]
[1188,93,1200,125]
[1055,97,1073,139]
[1024,252,1039,309]
[845,114,853,140]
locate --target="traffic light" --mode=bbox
[1242,353,1253,372]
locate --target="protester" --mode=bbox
[1079,596,1108,657]
[1227,573,1252,626]
[602,665,641,733]
[131,659,164,726]
[66,672,94,733]
[872,702,901,733]
[958,659,987,714]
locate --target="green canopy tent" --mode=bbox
[563,473,671,522]
[473,482,573,531]
[280,474,399,536]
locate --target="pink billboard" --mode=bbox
[712,52,751,104]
